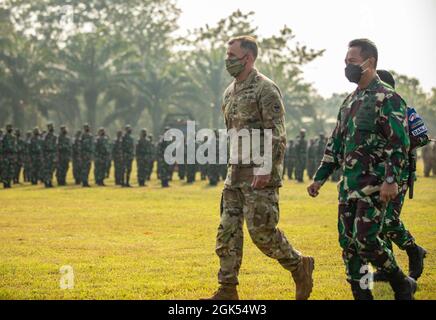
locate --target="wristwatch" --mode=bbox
[385,176,395,184]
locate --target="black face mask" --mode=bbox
[345,59,369,84]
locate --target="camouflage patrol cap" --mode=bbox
[141,128,147,133]
[47,122,54,127]
[60,124,66,129]
[83,123,90,128]
[300,128,306,133]
[125,124,131,129]
[6,123,13,128]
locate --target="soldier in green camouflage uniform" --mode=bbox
[146,135,155,181]
[23,130,32,182]
[94,127,110,186]
[14,129,25,184]
[122,125,134,187]
[294,129,307,182]
[72,130,82,185]
[157,128,172,188]
[1,124,16,188]
[80,124,94,187]
[56,125,72,186]
[308,39,416,300]
[136,129,152,186]
[30,128,43,185]
[42,123,57,188]
[0,129,3,182]
[207,130,221,186]
[285,140,295,180]
[113,130,124,185]
[105,137,113,179]
[203,36,314,301]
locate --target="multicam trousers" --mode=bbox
[216,185,302,285]
[338,192,399,281]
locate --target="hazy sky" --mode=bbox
[177,0,436,97]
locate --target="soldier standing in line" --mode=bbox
[1,124,16,188]
[94,127,110,186]
[14,129,25,184]
[146,134,155,181]
[72,130,82,185]
[113,130,124,185]
[42,123,57,188]
[56,125,72,186]
[136,128,152,187]
[29,127,43,185]
[80,123,94,187]
[294,129,308,182]
[121,125,134,187]
[23,130,32,183]
[157,127,172,187]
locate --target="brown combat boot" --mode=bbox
[200,285,239,300]
[291,256,315,300]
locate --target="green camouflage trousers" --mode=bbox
[338,193,399,281]
[216,186,302,285]
[43,153,56,183]
[137,158,147,183]
[381,183,415,251]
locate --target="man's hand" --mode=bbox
[251,174,271,189]
[380,182,398,203]
[307,181,322,197]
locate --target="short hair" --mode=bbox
[348,38,378,68]
[377,69,396,89]
[228,36,258,60]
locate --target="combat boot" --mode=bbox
[200,285,239,300]
[291,256,315,300]
[406,244,427,280]
[349,280,374,300]
[387,269,417,300]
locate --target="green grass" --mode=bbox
[0,161,435,300]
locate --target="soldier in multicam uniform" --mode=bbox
[121,125,134,187]
[14,129,25,184]
[80,124,94,187]
[294,129,307,182]
[23,130,32,183]
[202,36,314,301]
[113,130,124,186]
[94,127,110,186]
[72,130,82,185]
[56,125,72,186]
[308,39,416,300]
[136,128,152,186]
[1,124,16,188]
[42,123,57,188]
[29,127,43,185]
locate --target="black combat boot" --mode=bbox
[162,179,169,188]
[349,280,374,300]
[82,181,91,187]
[200,285,239,300]
[387,269,417,300]
[406,244,427,280]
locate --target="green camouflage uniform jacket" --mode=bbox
[314,76,410,201]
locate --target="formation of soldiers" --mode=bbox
[283,129,342,183]
[421,140,436,177]
[0,123,228,189]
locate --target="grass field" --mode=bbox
[0,161,435,300]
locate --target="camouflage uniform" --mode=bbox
[105,138,113,179]
[23,131,32,182]
[285,140,295,180]
[113,131,124,185]
[29,129,43,185]
[80,125,94,187]
[121,126,134,187]
[157,134,172,187]
[294,131,307,182]
[207,131,221,186]
[56,127,72,186]
[14,129,25,184]
[146,136,155,181]
[1,125,16,188]
[42,124,57,187]
[136,129,152,186]
[72,131,82,184]
[217,68,302,286]
[94,128,110,186]
[422,142,433,177]
[314,76,409,281]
